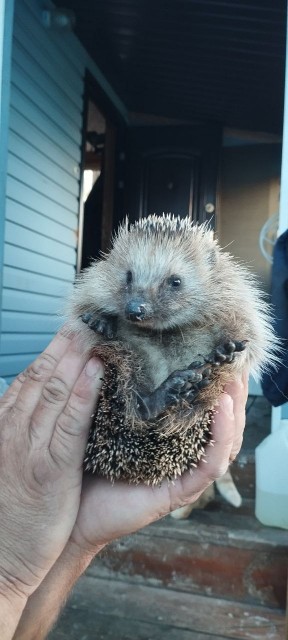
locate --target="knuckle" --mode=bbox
[56,410,80,439]
[42,376,70,406]
[48,406,87,467]
[26,353,57,383]
[30,454,57,488]
[16,371,28,385]
[230,436,244,463]
[209,461,229,481]
[48,430,75,469]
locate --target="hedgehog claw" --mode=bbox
[207,339,247,366]
[81,312,117,340]
[135,338,247,421]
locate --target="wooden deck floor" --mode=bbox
[49,572,285,640]
[49,398,287,640]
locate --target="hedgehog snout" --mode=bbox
[125,299,148,322]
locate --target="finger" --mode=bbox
[0,374,26,415]
[224,373,248,462]
[48,357,104,469]
[29,338,95,444]
[11,331,73,418]
[170,393,236,505]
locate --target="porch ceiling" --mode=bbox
[55,0,286,134]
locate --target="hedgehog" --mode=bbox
[65,214,277,485]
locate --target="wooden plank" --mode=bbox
[141,516,288,549]
[4,245,75,281]
[10,85,80,162]
[1,311,60,334]
[53,575,285,640]
[8,131,79,197]
[9,108,80,178]
[5,222,76,265]
[13,17,82,110]
[0,333,53,355]
[51,608,225,640]
[2,289,64,315]
[91,522,287,609]
[11,53,82,143]
[5,200,77,248]
[6,177,78,228]
[3,267,73,297]
[7,154,78,213]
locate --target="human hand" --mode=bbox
[0,332,104,602]
[69,374,248,553]
[11,371,248,640]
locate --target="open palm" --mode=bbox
[70,377,247,553]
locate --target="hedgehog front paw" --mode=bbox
[205,339,247,366]
[136,365,213,421]
[81,312,117,340]
[163,366,212,406]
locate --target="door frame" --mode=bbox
[77,70,126,272]
[0,0,15,336]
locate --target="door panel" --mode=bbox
[119,124,222,229]
[144,154,198,218]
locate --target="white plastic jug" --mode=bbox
[255,423,288,529]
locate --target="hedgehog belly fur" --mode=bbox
[84,346,213,485]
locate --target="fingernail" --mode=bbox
[85,358,101,377]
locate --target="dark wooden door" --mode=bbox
[115,124,222,229]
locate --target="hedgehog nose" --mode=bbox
[125,300,147,322]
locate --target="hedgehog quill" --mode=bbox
[66,214,278,485]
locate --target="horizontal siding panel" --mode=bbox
[9,108,80,178]
[8,131,80,197]
[2,289,63,314]
[6,200,78,248]
[5,221,77,265]
[10,85,81,161]
[0,0,85,373]
[2,377,15,385]
[1,333,53,355]
[12,42,82,128]
[1,312,61,333]
[12,53,82,143]
[7,154,79,213]
[0,354,37,377]
[22,0,84,75]
[4,244,76,280]
[3,267,73,298]
[13,17,82,110]
[6,177,78,229]
[16,1,84,81]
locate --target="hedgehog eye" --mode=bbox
[167,275,182,288]
[126,270,133,284]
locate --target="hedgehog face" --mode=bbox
[75,216,221,331]
[108,241,215,331]
[122,266,186,328]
